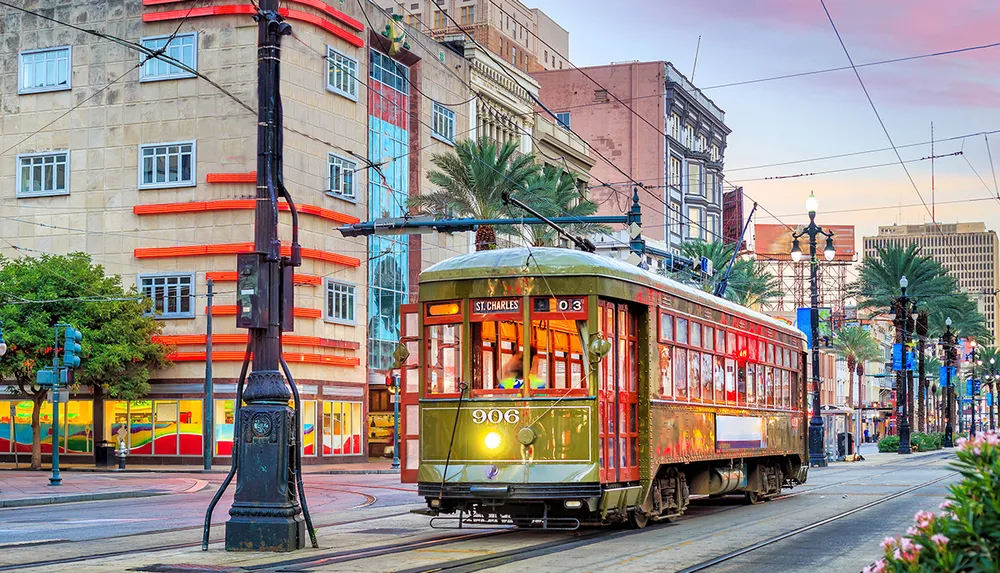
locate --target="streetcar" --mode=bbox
[395,247,809,529]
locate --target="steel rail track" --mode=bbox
[675,472,956,573]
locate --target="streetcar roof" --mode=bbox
[420,247,805,340]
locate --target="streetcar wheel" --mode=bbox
[744,491,762,505]
[628,509,649,529]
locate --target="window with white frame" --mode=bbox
[19,46,71,94]
[17,151,70,197]
[668,201,682,237]
[326,47,358,100]
[140,274,194,318]
[687,206,702,239]
[688,162,703,196]
[431,102,455,143]
[139,141,195,188]
[669,155,682,189]
[325,280,356,323]
[139,33,197,81]
[328,153,357,200]
[556,112,571,129]
[707,213,719,239]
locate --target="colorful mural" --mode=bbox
[0,401,93,454]
[323,401,363,455]
[367,48,410,372]
[105,400,203,456]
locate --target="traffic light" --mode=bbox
[62,327,82,368]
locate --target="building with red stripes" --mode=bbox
[0,0,474,464]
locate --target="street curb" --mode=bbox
[309,469,401,475]
[0,488,168,508]
[2,466,399,475]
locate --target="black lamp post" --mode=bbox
[941,317,955,447]
[985,357,996,432]
[790,191,836,467]
[0,319,7,358]
[892,276,914,454]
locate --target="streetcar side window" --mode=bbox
[765,366,775,406]
[747,363,756,406]
[676,318,688,345]
[782,369,791,408]
[659,313,674,341]
[701,352,713,401]
[674,348,688,398]
[704,326,714,351]
[688,350,701,400]
[716,328,725,353]
[531,319,587,392]
[690,322,701,348]
[713,355,725,402]
[426,323,462,395]
[658,345,673,397]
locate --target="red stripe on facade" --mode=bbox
[206,271,322,285]
[141,0,364,31]
[141,5,364,48]
[133,200,360,225]
[134,242,361,267]
[167,350,360,366]
[153,334,360,349]
[206,172,256,183]
[208,305,323,318]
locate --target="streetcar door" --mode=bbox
[398,304,420,483]
[598,301,640,483]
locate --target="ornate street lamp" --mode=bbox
[791,192,836,467]
[941,317,955,447]
[0,319,7,357]
[894,276,914,454]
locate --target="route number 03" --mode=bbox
[471,409,520,424]
[558,299,583,312]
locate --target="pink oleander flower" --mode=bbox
[956,437,968,448]
[872,559,886,573]
[900,544,922,564]
[931,534,949,548]
[939,500,953,510]
[881,537,897,550]
[914,510,935,530]
[985,433,999,446]
[972,446,982,455]
[893,548,902,561]
[900,537,916,552]
[906,526,919,536]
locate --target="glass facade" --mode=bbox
[368,48,410,372]
[105,400,203,455]
[0,400,94,453]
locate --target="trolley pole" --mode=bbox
[224,1,303,552]
[204,278,213,471]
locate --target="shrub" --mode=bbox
[878,435,900,452]
[912,432,943,452]
[863,432,1000,572]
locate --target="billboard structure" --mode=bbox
[722,187,745,248]
[754,223,857,319]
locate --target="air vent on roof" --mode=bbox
[594,89,608,103]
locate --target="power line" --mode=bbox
[819,0,933,222]
[729,151,963,184]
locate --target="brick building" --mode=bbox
[0,0,471,463]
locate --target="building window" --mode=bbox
[139,33,197,81]
[139,141,195,188]
[669,155,682,189]
[407,13,421,26]
[325,280,356,323]
[328,153,357,200]
[431,102,456,143]
[687,206,702,239]
[669,201,682,237]
[18,46,71,94]
[556,112,571,129]
[511,46,517,64]
[711,142,721,161]
[434,10,447,28]
[707,171,717,203]
[17,151,70,197]
[140,273,194,318]
[683,125,694,149]
[697,134,707,153]
[670,113,682,141]
[707,214,718,239]
[459,5,475,24]
[326,47,358,100]
[688,162,703,196]
[370,49,409,94]
[322,401,363,455]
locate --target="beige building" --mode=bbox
[380,0,569,73]
[0,0,470,463]
[863,223,1000,342]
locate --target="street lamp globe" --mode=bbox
[806,192,819,215]
[946,317,953,327]
[790,237,803,262]
[823,236,836,261]
[899,275,909,290]
[0,339,6,357]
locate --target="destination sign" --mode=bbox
[472,298,521,315]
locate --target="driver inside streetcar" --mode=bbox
[498,348,545,389]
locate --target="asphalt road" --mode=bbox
[0,450,958,573]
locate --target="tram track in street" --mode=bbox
[675,471,956,573]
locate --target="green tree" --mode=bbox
[0,253,171,469]
[520,165,609,246]
[849,244,957,315]
[674,239,784,309]
[833,326,882,410]
[408,137,538,251]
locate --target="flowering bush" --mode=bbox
[864,432,1000,572]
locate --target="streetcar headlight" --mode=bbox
[564,500,583,509]
[484,431,503,450]
[430,499,441,508]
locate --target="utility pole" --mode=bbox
[224,2,304,551]
[204,278,213,471]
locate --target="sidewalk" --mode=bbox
[0,458,399,475]
[0,471,207,508]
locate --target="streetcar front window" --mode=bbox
[426,323,462,395]
[470,318,588,396]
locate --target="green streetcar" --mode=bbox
[396,248,809,529]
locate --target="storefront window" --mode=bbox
[301,400,317,456]
[4,400,94,454]
[105,400,203,456]
[215,399,235,456]
[322,401,362,455]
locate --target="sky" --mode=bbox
[530,0,1000,258]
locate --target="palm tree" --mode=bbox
[676,240,784,309]
[409,137,538,251]
[833,326,882,413]
[520,165,609,246]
